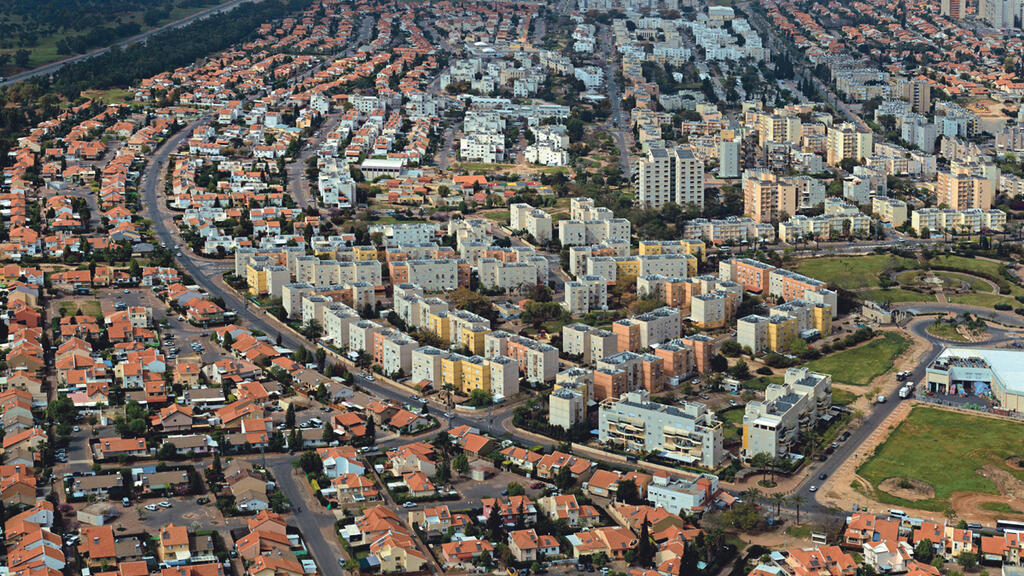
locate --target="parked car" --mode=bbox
[809,485,818,492]
[196,497,210,505]
[145,504,159,511]
[402,501,417,508]
[158,501,172,508]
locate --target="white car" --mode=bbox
[402,501,417,508]
[158,501,172,508]
[144,504,159,511]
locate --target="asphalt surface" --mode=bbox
[0,0,259,88]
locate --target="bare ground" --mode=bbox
[878,478,935,501]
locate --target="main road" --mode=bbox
[0,0,260,88]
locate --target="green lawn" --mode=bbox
[718,406,745,426]
[933,272,994,293]
[832,388,858,406]
[793,255,915,290]
[806,332,910,386]
[481,211,510,225]
[980,502,1024,516]
[741,376,783,391]
[80,88,134,105]
[858,288,932,304]
[947,293,1018,309]
[858,406,1024,511]
[926,321,967,342]
[60,300,102,318]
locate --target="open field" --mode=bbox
[947,293,1018,308]
[857,407,1024,512]
[80,89,135,105]
[792,254,915,290]
[832,388,858,406]
[59,299,102,318]
[806,332,910,386]
[741,376,783,391]
[857,288,931,304]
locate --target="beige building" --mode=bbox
[564,276,609,315]
[510,203,552,243]
[636,144,704,209]
[936,162,996,210]
[743,172,799,224]
[826,122,873,165]
[548,387,586,430]
[871,196,908,226]
[911,208,1007,235]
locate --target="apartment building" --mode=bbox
[757,112,802,147]
[638,239,706,262]
[411,346,446,389]
[768,269,839,318]
[691,290,741,329]
[647,473,720,516]
[612,307,681,352]
[779,199,872,242]
[737,315,769,354]
[594,351,666,399]
[719,257,775,294]
[484,331,559,383]
[911,208,1007,235]
[379,333,418,377]
[941,0,966,18]
[742,367,832,459]
[478,258,541,292]
[682,217,776,245]
[510,203,553,243]
[636,144,705,209]
[826,123,873,165]
[770,300,833,338]
[562,323,618,364]
[598,390,724,468]
[392,259,459,292]
[935,162,997,210]
[564,276,609,315]
[871,197,908,226]
[743,172,797,224]
[548,387,586,430]
[368,223,440,246]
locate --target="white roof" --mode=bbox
[936,347,1024,396]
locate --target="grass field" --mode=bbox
[481,211,510,225]
[793,255,915,291]
[926,321,967,342]
[858,288,932,304]
[947,293,1018,308]
[60,300,102,318]
[806,332,910,386]
[858,407,1024,511]
[832,388,858,406]
[719,406,745,426]
[934,272,994,293]
[980,502,1024,516]
[80,89,134,105]
[742,376,783,391]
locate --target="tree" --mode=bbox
[453,453,469,475]
[157,443,177,461]
[770,493,787,516]
[789,494,807,524]
[14,49,30,68]
[956,552,977,572]
[742,487,762,506]
[298,450,321,474]
[285,403,296,429]
[555,465,574,490]
[486,505,505,541]
[710,354,728,373]
[289,429,302,451]
[616,478,641,505]
[322,421,334,444]
[914,539,934,564]
[750,453,772,483]
[507,482,525,496]
[636,516,655,567]
[365,417,376,442]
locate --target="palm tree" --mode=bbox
[742,487,762,506]
[771,493,787,517]
[789,494,807,524]
[751,453,771,483]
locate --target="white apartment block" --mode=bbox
[742,367,832,459]
[381,334,418,376]
[478,258,541,291]
[564,276,609,315]
[488,355,520,398]
[827,122,873,165]
[647,473,720,516]
[682,217,776,244]
[549,387,586,430]
[412,346,446,387]
[510,203,553,243]
[405,259,459,292]
[368,222,440,246]
[779,200,872,242]
[636,144,705,209]
[323,303,362,348]
[911,208,1007,235]
[737,315,769,354]
[558,218,631,247]
[562,323,619,365]
[599,390,724,468]
[484,331,559,383]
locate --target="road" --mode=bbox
[264,455,349,576]
[598,24,631,179]
[0,0,259,88]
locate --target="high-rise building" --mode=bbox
[896,79,932,114]
[826,123,873,166]
[636,144,705,209]
[936,162,996,210]
[743,172,799,224]
[757,113,802,147]
[719,139,740,179]
[941,0,966,19]
[980,0,1022,27]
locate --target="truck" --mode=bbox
[898,382,916,399]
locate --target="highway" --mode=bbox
[0,0,259,88]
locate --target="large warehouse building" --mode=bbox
[925,348,1024,412]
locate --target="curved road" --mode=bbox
[0,0,259,88]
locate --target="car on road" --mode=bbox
[840,431,851,441]
[145,504,159,511]
[73,426,80,432]
[443,413,452,419]
[809,485,818,492]
[196,497,210,505]
[158,501,172,508]
[123,289,130,294]
[831,442,840,449]
[819,473,828,480]
[402,501,417,508]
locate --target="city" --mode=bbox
[0,0,1022,576]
